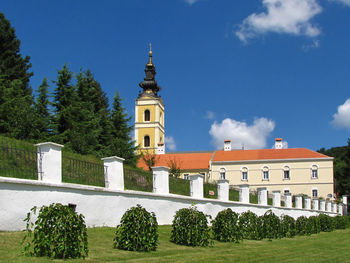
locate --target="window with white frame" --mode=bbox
[219,168,226,180]
[184,174,189,180]
[283,166,290,180]
[241,167,248,181]
[311,165,318,179]
[284,189,290,195]
[262,166,269,180]
[312,189,318,197]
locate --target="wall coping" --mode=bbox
[0,176,337,215]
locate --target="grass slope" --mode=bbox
[1,226,350,262]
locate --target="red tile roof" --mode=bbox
[212,148,330,162]
[137,152,213,171]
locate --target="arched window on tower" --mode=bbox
[144,110,150,121]
[144,135,150,147]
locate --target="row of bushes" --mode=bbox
[23,203,349,259]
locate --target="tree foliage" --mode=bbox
[212,208,242,242]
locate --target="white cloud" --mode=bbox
[209,117,275,150]
[331,99,350,130]
[302,39,320,51]
[331,0,350,6]
[236,0,322,43]
[165,136,177,151]
[204,111,215,120]
[184,0,200,5]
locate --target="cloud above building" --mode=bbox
[184,0,200,5]
[331,0,350,6]
[236,0,322,43]
[165,136,177,151]
[331,98,350,130]
[209,117,275,150]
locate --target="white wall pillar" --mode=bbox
[101,156,125,190]
[217,179,229,201]
[272,191,281,207]
[189,174,204,199]
[332,202,338,213]
[312,199,319,210]
[257,187,267,206]
[284,193,292,208]
[239,184,250,204]
[295,195,303,209]
[35,142,64,183]
[326,201,332,212]
[338,204,344,215]
[152,166,170,195]
[319,200,326,211]
[343,195,348,215]
[304,197,311,210]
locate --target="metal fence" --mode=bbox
[62,156,107,187]
[124,167,153,192]
[0,138,38,180]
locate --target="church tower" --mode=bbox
[135,45,165,154]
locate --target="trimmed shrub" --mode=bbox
[296,216,312,236]
[334,216,347,229]
[114,204,158,252]
[280,215,296,238]
[318,214,335,232]
[261,210,282,240]
[308,216,321,234]
[171,206,211,247]
[212,209,242,242]
[22,203,88,259]
[239,211,263,240]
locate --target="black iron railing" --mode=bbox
[62,155,106,187]
[124,166,153,192]
[0,138,38,180]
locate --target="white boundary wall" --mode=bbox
[0,176,336,231]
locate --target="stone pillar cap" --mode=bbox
[257,187,267,191]
[238,184,249,187]
[35,142,64,148]
[151,166,170,171]
[217,179,229,183]
[284,192,291,196]
[101,156,125,161]
[189,174,204,180]
[272,190,281,193]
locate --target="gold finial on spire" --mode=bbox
[147,43,153,65]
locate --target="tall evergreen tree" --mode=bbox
[77,69,112,155]
[0,12,36,139]
[35,78,51,140]
[52,64,78,145]
[0,12,33,95]
[108,92,137,166]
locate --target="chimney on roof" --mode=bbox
[274,138,283,149]
[156,142,165,155]
[224,140,231,151]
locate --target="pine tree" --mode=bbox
[52,64,78,145]
[108,92,137,166]
[0,12,37,139]
[35,78,51,140]
[0,12,33,96]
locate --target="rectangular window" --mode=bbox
[284,189,290,195]
[184,174,189,180]
[242,171,248,181]
[283,170,290,180]
[220,172,226,180]
[263,171,269,180]
[312,169,318,179]
[312,189,318,197]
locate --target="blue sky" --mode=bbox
[2,0,350,152]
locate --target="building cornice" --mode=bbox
[212,157,333,165]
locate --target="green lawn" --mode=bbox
[1,226,350,262]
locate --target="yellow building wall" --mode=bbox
[210,159,334,199]
[138,127,155,147]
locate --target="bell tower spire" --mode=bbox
[135,45,165,154]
